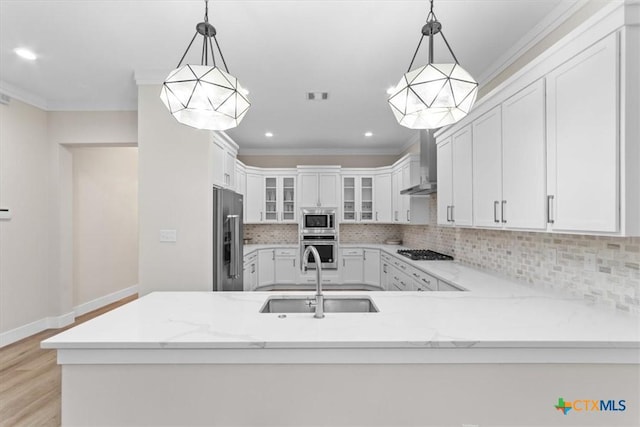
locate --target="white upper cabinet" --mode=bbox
[245,171,264,223]
[502,79,546,230]
[391,156,429,225]
[546,32,619,233]
[341,174,374,223]
[235,163,246,197]
[436,4,638,236]
[298,167,340,208]
[263,174,297,223]
[210,134,238,189]
[472,82,547,230]
[472,106,503,228]
[438,126,473,227]
[374,172,392,223]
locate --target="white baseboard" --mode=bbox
[74,285,138,317]
[0,285,138,348]
[0,311,75,348]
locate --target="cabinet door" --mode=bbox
[243,263,251,291]
[374,173,392,223]
[342,176,357,221]
[275,257,297,284]
[400,164,411,223]
[210,141,226,188]
[249,261,257,291]
[263,177,278,222]
[281,176,296,222]
[391,169,401,222]
[473,106,503,227]
[342,256,364,284]
[319,173,339,207]
[502,79,546,230]
[437,139,453,226]
[235,166,246,197]
[452,126,473,226]
[245,173,263,223]
[224,150,235,189]
[363,249,380,286]
[547,33,619,233]
[299,173,319,207]
[380,261,389,290]
[257,250,275,286]
[360,177,374,221]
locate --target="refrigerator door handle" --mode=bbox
[228,215,240,278]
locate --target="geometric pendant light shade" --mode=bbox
[160,0,250,131]
[388,0,477,129]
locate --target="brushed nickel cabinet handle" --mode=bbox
[451,205,455,223]
[547,195,555,224]
[501,200,507,223]
[494,201,499,223]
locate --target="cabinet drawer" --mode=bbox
[408,267,437,291]
[275,248,297,257]
[341,248,363,256]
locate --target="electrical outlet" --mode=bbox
[584,252,597,272]
[159,229,177,242]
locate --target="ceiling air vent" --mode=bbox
[306,92,329,101]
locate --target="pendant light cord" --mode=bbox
[406,0,459,72]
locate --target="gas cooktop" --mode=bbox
[397,249,454,261]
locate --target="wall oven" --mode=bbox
[300,235,337,269]
[301,208,335,234]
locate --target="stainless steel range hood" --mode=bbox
[400,129,438,196]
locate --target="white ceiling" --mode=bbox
[0,0,582,154]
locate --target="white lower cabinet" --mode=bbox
[363,249,380,286]
[341,248,364,284]
[274,248,298,284]
[242,252,258,291]
[257,249,275,287]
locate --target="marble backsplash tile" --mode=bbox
[244,224,298,244]
[339,224,403,244]
[401,196,640,314]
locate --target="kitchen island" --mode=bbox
[43,271,640,426]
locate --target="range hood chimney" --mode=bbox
[400,129,438,196]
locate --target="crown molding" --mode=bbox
[0,80,48,110]
[475,0,590,86]
[237,146,404,156]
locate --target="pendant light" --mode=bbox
[160,0,250,131]
[388,0,478,129]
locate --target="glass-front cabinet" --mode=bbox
[263,175,296,223]
[342,175,374,222]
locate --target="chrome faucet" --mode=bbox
[302,245,324,319]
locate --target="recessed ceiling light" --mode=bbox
[386,87,395,95]
[14,47,37,61]
[265,132,274,138]
[364,132,373,137]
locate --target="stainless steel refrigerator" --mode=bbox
[213,187,244,291]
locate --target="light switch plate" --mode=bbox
[584,252,597,272]
[159,229,177,242]
[0,209,10,220]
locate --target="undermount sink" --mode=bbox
[260,296,379,314]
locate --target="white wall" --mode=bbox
[0,99,55,335]
[0,105,138,346]
[137,85,213,294]
[71,146,138,307]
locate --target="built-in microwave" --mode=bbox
[301,208,336,233]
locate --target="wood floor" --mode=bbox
[0,295,137,427]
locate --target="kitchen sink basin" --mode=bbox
[260,296,379,314]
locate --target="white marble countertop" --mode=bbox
[42,288,640,364]
[42,242,639,364]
